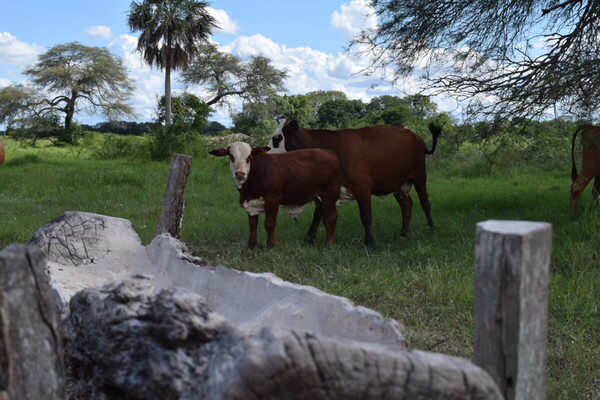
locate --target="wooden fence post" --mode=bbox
[0,244,66,399]
[474,220,551,400]
[158,154,193,239]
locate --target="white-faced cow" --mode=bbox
[268,120,441,245]
[210,142,342,249]
[570,125,600,216]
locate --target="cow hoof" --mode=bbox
[363,237,375,247]
[400,231,409,238]
[304,235,316,244]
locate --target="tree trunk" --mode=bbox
[64,92,77,143]
[165,62,172,128]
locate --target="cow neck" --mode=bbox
[239,154,269,199]
[296,127,338,151]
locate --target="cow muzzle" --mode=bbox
[235,171,245,180]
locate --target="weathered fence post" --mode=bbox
[474,220,551,400]
[0,244,66,399]
[158,154,193,239]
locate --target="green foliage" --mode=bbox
[128,0,217,72]
[87,133,150,160]
[316,98,366,128]
[148,121,204,160]
[203,121,227,136]
[273,95,312,122]
[157,92,209,132]
[181,45,287,107]
[9,114,63,146]
[24,42,134,130]
[0,85,38,129]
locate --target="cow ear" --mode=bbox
[251,146,270,156]
[209,147,229,157]
[288,120,299,131]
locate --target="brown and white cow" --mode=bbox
[268,120,441,245]
[210,142,342,249]
[570,125,600,217]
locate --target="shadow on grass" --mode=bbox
[4,154,41,167]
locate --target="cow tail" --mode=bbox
[426,123,442,155]
[571,126,583,182]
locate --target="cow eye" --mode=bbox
[229,155,234,162]
[246,156,251,163]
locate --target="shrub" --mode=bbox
[148,121,203,161]
[89,133,150,160]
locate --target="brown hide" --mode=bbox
[241,149,341,207]
[276,120,440,244]
[211,146,341,249]
[570,125,600,216]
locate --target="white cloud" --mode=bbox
[331,0,377,37]
[208,7,239,35]
[0,78,11,88]
[222,34,396,102]
[84,25,113,40]
[0,32,43,65]
[109,34,168,120]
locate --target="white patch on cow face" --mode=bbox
[267,119,287,154]
[228,142,253,188]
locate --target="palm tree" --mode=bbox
[128,0,217,127]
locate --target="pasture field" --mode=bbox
[0,137,599,399]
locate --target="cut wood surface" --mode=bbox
[0,244,65,400]
[158,153,193,238]
[474,220,551,400]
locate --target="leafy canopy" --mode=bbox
[355,0,600,119]
[24,42,134,123]
[127,0,217,71]
[181,44,287,107]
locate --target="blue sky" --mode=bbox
[0,0,447,126]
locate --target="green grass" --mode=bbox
[1,137,599,399]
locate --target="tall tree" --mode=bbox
[128,0,217,127]
[23,42,134,142]
[0,85,38,132]
[181,44,287,107]
[355,0,600,119]
[156,92,209,131]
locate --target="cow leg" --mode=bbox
[264,201,279,249]
[394,183,413,237]
[412,174,435,229]
[570,175,591,217]
[247,214,259,250]
[306,199,323,243]
[356,190,375,246]
[321,199,338,246]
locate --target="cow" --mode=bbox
[209,142,342,249]
[268,120,441,245]
[570,125,600,217]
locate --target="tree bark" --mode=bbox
[158,154,193,238]
[0,244,66,399]
[474,220,551,400]
[165,58,172,128]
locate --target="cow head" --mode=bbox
[268,119,300,153]
[209,142,270,189]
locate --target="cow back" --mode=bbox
[245,149,341,206]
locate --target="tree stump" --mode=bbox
[158,154,193,239]
[474,220,551,400]
[0,244,65,400]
